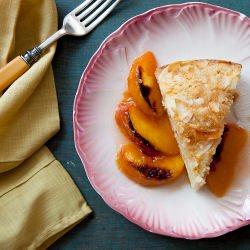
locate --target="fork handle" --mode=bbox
[0,47,42,92]
[0,56,29,92]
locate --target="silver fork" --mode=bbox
[0,0,121,92]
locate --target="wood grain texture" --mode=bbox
[48,0,250,249]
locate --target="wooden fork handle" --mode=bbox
[0,56,30,92]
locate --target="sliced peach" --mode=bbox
[115,100,134,138]
[117,144,184,186]
[128,106,179,155]
[115,101,161,157]
[128,51,164,116]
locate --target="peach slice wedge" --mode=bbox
[128,51,164,116]
[128,106,179,155]
[117,144,184,187]
[115,101,161,156]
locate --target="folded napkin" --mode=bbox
[0,0,91,249]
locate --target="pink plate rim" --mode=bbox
[73,2,250,239]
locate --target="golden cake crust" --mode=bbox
[156,60,241,190]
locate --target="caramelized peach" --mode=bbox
[117,144,184,186]
[128,106,179,155]
[128,51,164,116]
[115,51,184,186]
[115,101,161,157]
[115,101,134,138]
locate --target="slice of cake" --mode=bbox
[155,60,241,190]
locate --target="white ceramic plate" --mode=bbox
[73,2,250,239]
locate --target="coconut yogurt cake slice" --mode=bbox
[155,60,241,190]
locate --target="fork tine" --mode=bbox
[82,0,115,26]
[86,0,120,31]
[78,0,104,20]
[72,0,94,15]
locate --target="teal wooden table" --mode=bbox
[49,0,250,249]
